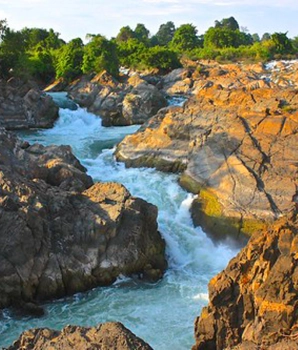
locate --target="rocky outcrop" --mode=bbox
[162,60,298,96]
[115,61,298,241]
[0,78,59,129]
[162,68,193,95]
[67,71,167,126]
[0,128,166,310]
[193,214,298,350]
[7,322,153,350]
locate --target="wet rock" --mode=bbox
[7,322,153,350]
[192,215,298,350]
[0,78,59,130]
[68,71,167,126]
[0,128,167,309]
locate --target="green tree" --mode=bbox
[55,38,84,81]
[155,21,176,46]
[134,23,150,44]
[215,17,239,31]
[261,33,271,42]
[252,33,260,43]
[170,24,199,52]
[116,38,146,68]
[142,46,181,71]
[0,19,8,41]
[271,32,292,54]
[27,45,55,82]
[116,26,135,42]
[292,36,298,52]
[0,27,27,77]
[82,35,119,77]
[204,27,252,49]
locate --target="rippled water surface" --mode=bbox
[0,95,238,349]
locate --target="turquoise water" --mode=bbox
[0,96,238,349]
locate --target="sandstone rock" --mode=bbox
[7,322,153,350]
[68,71,167,126]
[192,215,298,350]
[0,78,59,129]
[115,70,298,241]
[44,78,68,92]
[0,128,166,309]
[162,68,193,95]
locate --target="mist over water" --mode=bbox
[0,97,238,349]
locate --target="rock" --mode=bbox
[67,71,167,126]
[0,128,167,309]
[44,78,68,92]
[7,322,153,350]
[0,78,59,129]
[192,214,298,350]
[115,62,298,241]
[122,74,167,125]
[162,68,193,95]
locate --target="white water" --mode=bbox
[0,98,238,349]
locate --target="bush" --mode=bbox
[141,47,181,71]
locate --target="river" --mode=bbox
[0,93,238,349]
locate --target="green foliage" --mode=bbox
[134,23,150,45]
[82,35,119,77]
[142,46,181,71]
[0,16,297,84]
[261,33,271,42]
[0,28,27,77]
[252,33,260,43]
[55,38,84,81]
[214,16,239,31]
[155,21,176,46]
[117,38,146,68]
[27,48,55,82]
[116,26,135,42]
[170,24,200,52]
[204,27,252,49]
[292,36,298,51]
[271,32,293,54]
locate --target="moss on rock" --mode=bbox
[179,172,267,245]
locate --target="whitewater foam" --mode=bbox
[2,95,239,350]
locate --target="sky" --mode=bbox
[0,0,297,42]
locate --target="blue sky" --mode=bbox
[0,0,297,42]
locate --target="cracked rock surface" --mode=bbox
[0,128,166,309]
[0,78,59,130]
[7,322,153,350]
[192,214,298,350]
[115,62,298,240]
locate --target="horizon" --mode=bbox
[0,0,297,42]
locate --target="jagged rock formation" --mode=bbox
[67,71,167,126]
[193,214,298,350]
[115,61,298,240]
[6,322,153,350]
[0,128,166,310]
[0,78,59,129]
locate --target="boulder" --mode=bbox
[162,68,193,95]
[68,71,167,126]
[0,78,59,129]
[0,128,167,309]
[192,214,298,350]
[7,322,153,350]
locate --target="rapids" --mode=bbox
[0,94,238,349]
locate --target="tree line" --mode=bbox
[0,16,297,84]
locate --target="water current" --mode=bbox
[0,93,238,349]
